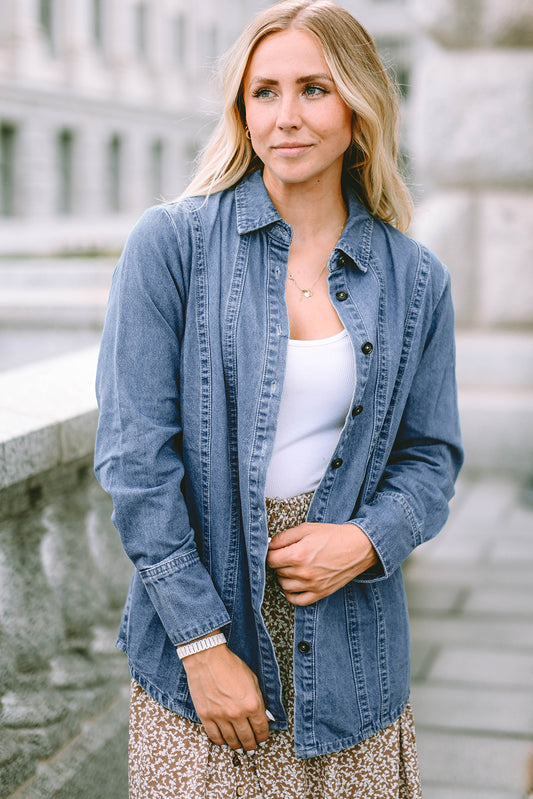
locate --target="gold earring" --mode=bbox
[245,127,251,140]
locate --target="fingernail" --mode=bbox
[265,710,275,721]
[258,740,268,748]
[246,749,256,756]
[236,748,244,754]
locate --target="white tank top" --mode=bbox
[265,329,356,499]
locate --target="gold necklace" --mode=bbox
[287,214,347,299]
[287,265,327,298]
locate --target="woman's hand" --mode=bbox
[182,643,270,752]
[266,522,378,605]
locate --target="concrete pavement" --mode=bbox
[405,472,533,798]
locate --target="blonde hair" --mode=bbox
[181,0,412,231]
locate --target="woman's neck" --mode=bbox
[263,171,347,245]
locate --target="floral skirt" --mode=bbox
[128,492,422,798]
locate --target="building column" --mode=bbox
[408,0,533,473]
[17,115,57,218]
[2,0,50,75]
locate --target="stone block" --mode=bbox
[412,193,476,326]
[0,348,99,489]
[458,387,533,475]
[416,729,532,792]
[421,788,522,799]
[410,0,533,48]
[59,411,99,462]
[463,586,533,617]
[455,332,533,389]
[410,50,533,187]
[428,646,533,687]
[410,640,437,682]
[488,535,533,565]
[406,560,532,592]
[411,683,533,736]
[410,616,533,649]
[405,580,464,614]
[0,425,60,492]
[478,193,533,327]
[12,690,129,799]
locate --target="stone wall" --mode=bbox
[408,0,533,474]
[0,349,132,798]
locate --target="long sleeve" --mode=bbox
[352,268,464,581]
[94,206,230,644]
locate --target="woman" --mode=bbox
[95,1,463,796]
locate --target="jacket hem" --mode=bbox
[117,643,291,732]
[293,693,411,759]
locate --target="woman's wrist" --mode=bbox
[177,630,226,660]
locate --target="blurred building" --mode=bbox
[0,0,411,255]
[0,0,267,253]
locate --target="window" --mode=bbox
[172,14,187,69]
[39,0,56,54]
[134,2,148,60]
[57,129,74,214]
[108,135,122,212]
[93,0,103,49]
[0,123,16,216]
[150,139,164,202]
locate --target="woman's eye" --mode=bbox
[252,88,274,99]
[304,84,327,97]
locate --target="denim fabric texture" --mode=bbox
[94,170,463,758]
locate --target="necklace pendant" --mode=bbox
[303,289,313,298]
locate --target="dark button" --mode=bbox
[352,405,363,417]
[297,640,311,654]
[232,754,242,767]
[331,458,343,469]
[338,255,346,267]
[361,341,373,355]
[335,290,348,301]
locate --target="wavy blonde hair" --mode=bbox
[181,0,412,231]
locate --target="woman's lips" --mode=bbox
[272,144,313,156]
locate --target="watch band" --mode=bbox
[176,632,227,659]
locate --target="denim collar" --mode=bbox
[234,169,373,273]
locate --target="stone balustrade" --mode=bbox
[0,348,132,798]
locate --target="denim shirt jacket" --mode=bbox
[94,169,463,759]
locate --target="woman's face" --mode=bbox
[243,27,353,194]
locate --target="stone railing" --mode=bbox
[0,348,132,799]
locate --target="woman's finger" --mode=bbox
[232,717,260,752]
[248,710,270,745]
[216,720,242,751]
[202,719,226,747]
[268,525,305,549]
[284,590,318,606]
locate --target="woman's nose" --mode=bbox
[276,94,302,129]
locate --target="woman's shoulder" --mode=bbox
[162,185,238,228]
[371,217,450,297]
[121,186,237,260]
